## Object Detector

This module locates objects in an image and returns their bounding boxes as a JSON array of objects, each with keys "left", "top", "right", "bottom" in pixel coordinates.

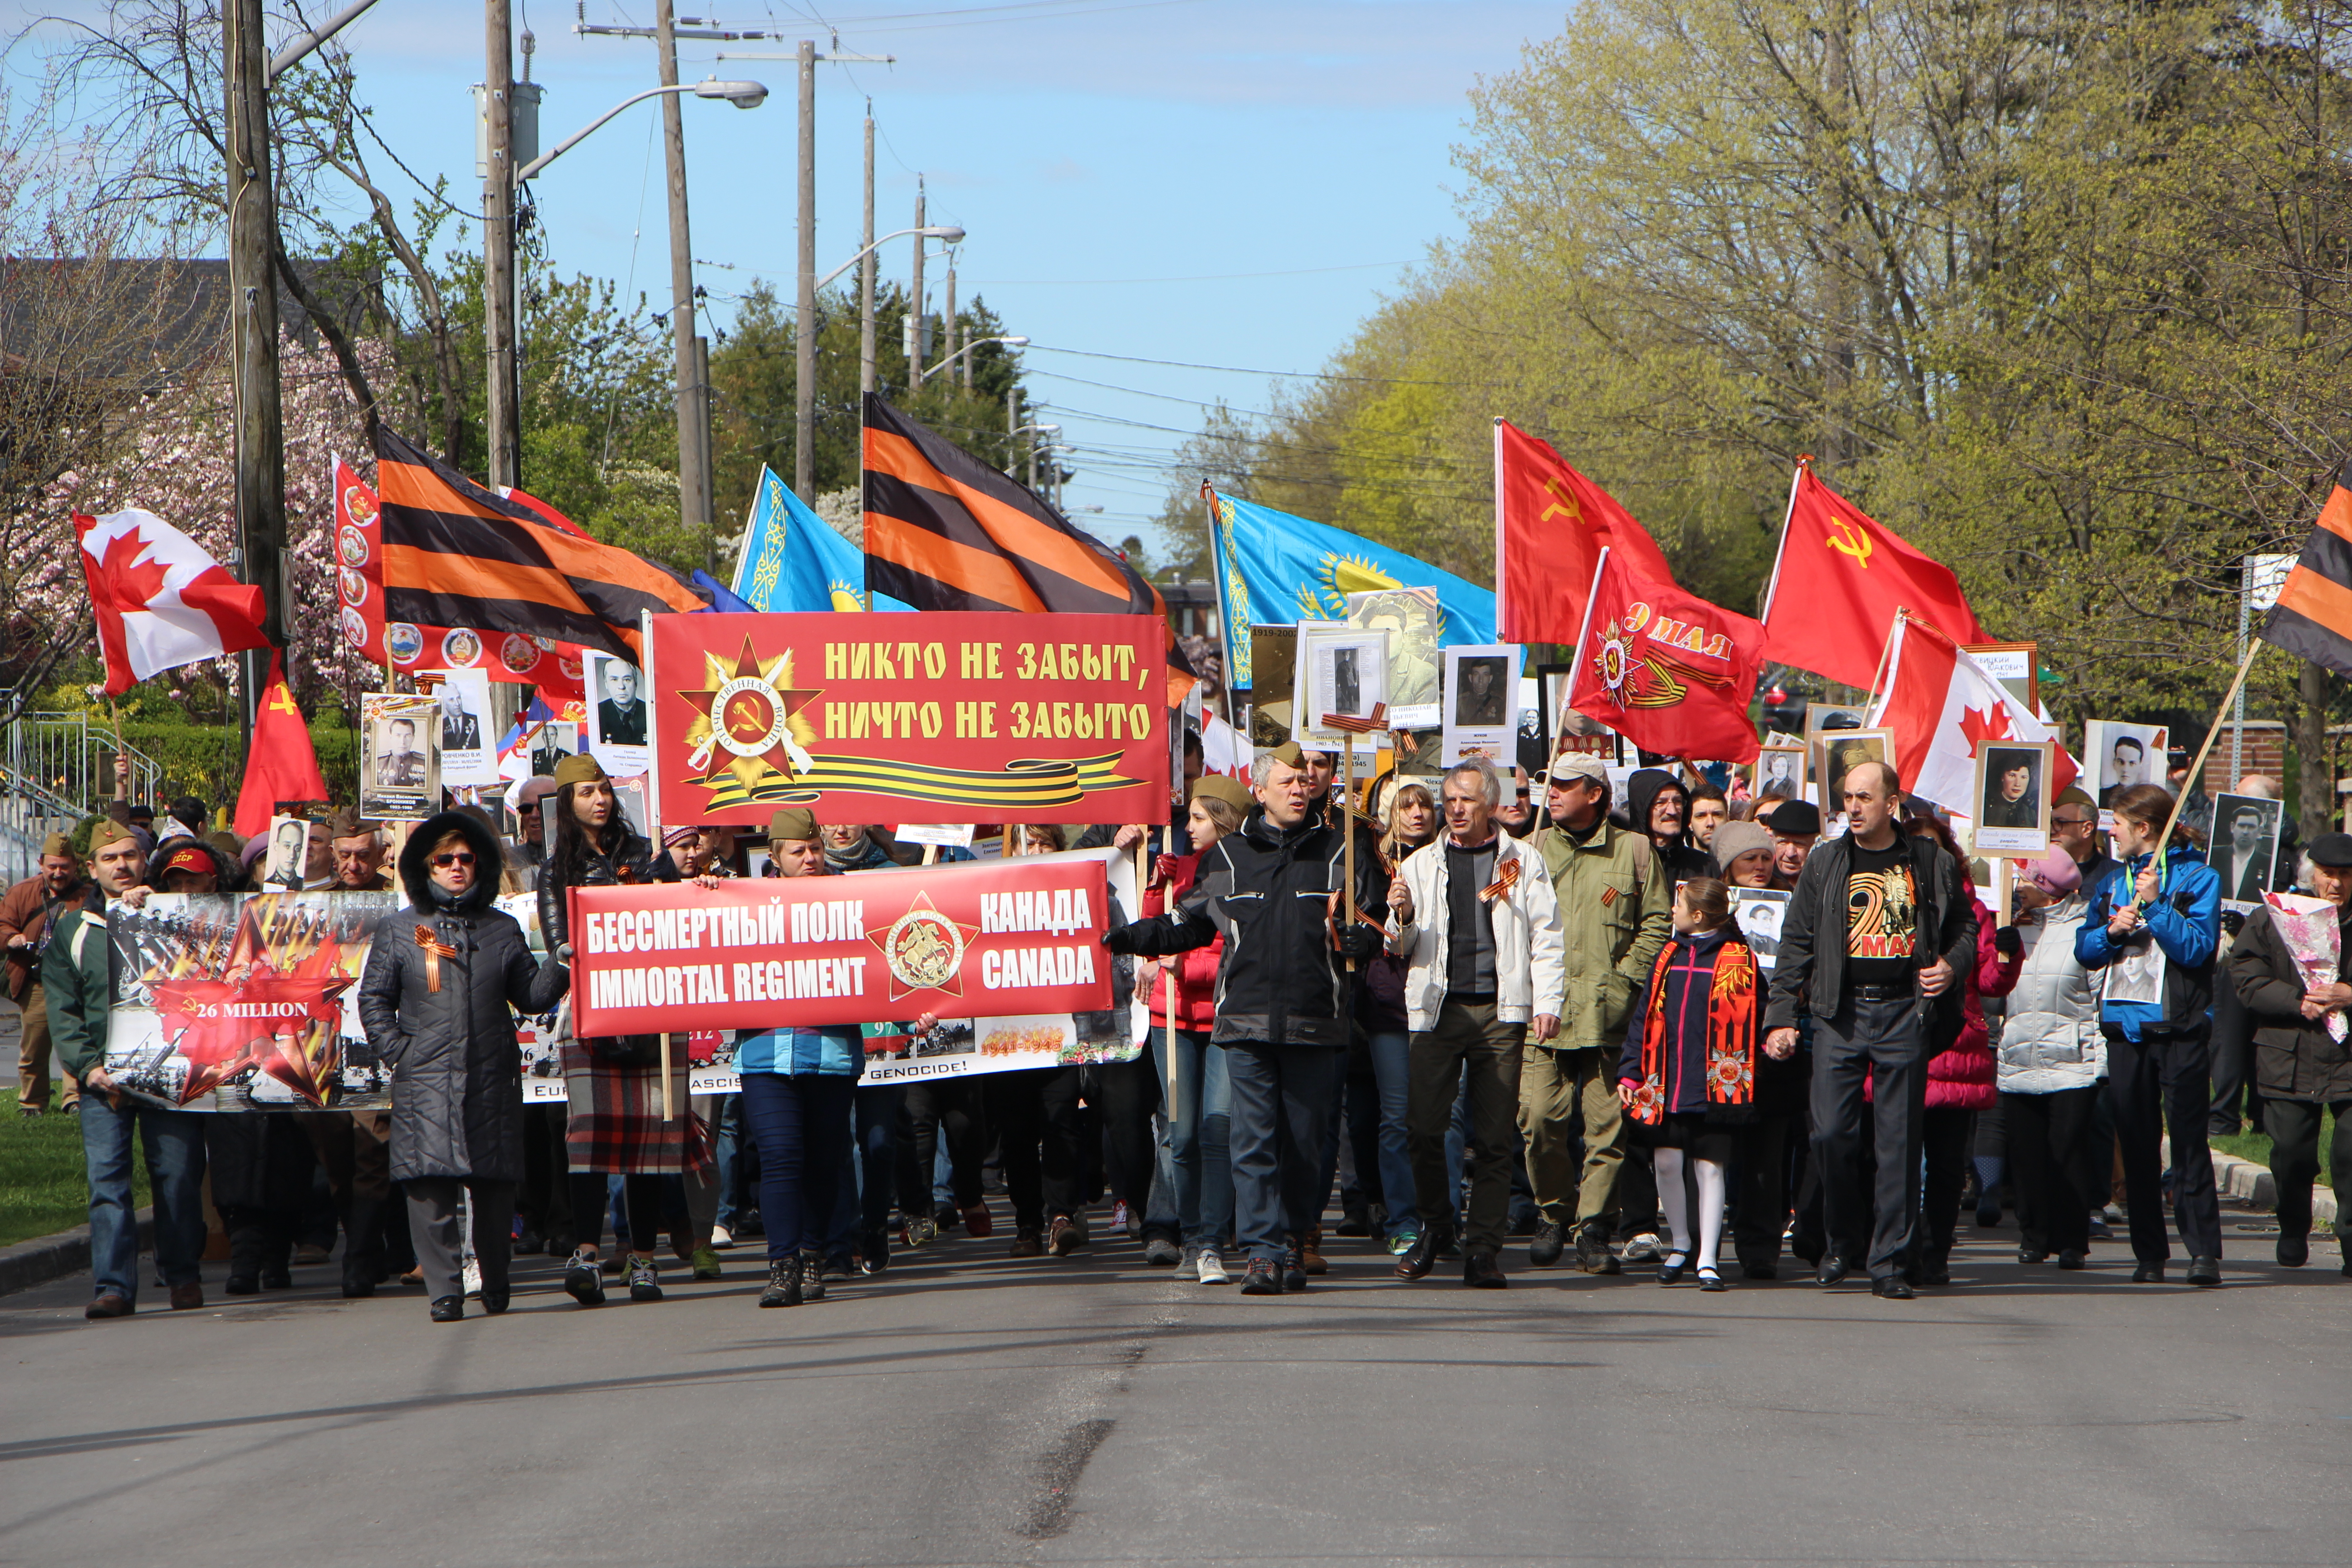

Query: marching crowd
[{"left": 25, "top": 730, "right": 2351, "bottom": 1323}]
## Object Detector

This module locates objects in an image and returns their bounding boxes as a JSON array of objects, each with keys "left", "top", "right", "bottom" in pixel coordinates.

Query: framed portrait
[
  {"left": 611, "top": 774, "right": 652, "bottom": 843},
  {"left": 2209, "top": 792, "right": 2286, "bottom": 911},
  {"left": 2085, "top": 720, "right": 2169, "bottom": 824},
  {"left": 1752, "top": 743, "right": 1807, "bottom": 804},
  {"left": 1974, "top": 740, "right": 2053, "bottom": 854},
  {"left": 1246, "top": 624, "right": 1297, "bottom": 750},
  {"left": 359, "top": 692, "right": 440, "bottom": 821},
  {"left": 1293, "top": 622, "right": 1390, "bottom": 746},
  {"left": 1814, "top": 727, "right": 1894, "bottom": 817},
  {"left": 1730, "top": 888, "right": 1793, "bottom": 972},
  {"left": 261, "top": 813, "right": 312, "bottom": 891},
  {"left": 1964, "top": 642, "right": 2038, "bottom": 715},
  {"left": 1804, "top": 704, "right": 1867, "bottom": 744},
  {"left": 1441, "top": 644, "right": 1521, "bottom": 766},
  {"left": 1344, "top": 587, "right": 1442, "bottom": 729},
  {"left": 424, "top": 666, "right": 498, "bottom": 788},
  {"left": 583, "top": 652, "right": 652, "bottom": 778}
]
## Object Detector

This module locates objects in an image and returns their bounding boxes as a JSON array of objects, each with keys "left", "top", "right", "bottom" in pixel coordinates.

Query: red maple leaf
[
  {"left": 1958, "top": 703, "right": 2016, "bottom": 753},
  {"left": 88, "top": 527, "right": 173, "bottom": 616}
]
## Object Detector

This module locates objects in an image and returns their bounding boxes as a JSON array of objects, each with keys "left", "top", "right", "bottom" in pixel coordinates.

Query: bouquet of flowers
[{"left": 2262, "top": 892, "right": 2345, "bottom": 1043}]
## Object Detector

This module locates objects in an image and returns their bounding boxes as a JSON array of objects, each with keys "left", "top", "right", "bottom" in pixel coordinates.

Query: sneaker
[
  {"left": 1142, "top": 1236, "right": 1182, "bottom": 1267},
  {"left": 1195, "top": 1249, "right": 1230, "bottom": 1285},
  {"left": 798, "top": 1250, "right": 828, "bottom": 1302},
  {"left": 902, "top": 1215, "right": 938, "bottom": 1249},
  {"left": 1111, "top": 1200, "right": 1133, "bottom": 1238},
  {"left": 759, "top": 1259, "right": 801, "bottom": 1308},
  {"left": 564, "top": 1249, "right": 606, "bottom": 1306},
  {"left": 1049, "top": 1215, "right": 1084, "bottom": 1257},
  {"left": 710, "top": 1224, "right": 737, "bottom": 1250},
  {"left": 627, "top": 1254, "right": 662, "bottom": 1303},
  {"left": 461, "top": 1259, "right": 483, "bottom": 1299},
  {"left": 2087, "top": 1211, "right": 2113, "bottom": 1240},
  {"left": 1575, "top": 1224, "right": 1622, "bottom": 1276},
  {"left": 1387, "top": 1230, "right": 1420, "bottom": 1257},
  {"left": 691, "top": 1245, "right": 723, "bottom": 1280},
  {"left": 1281, "top": 1240, "right": 1308, "bottom": 1293},
  {"left": 1239, "top": 1258, "right": 1281, "bottom": 1294},
  {"left": 1621, "top": 1232, "right": 1662, "bottom": 1263}
]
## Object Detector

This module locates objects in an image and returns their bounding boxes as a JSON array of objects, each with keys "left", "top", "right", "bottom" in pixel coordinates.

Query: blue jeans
[
  {"left": 1366, "top": 1030, "right": 1419, "bottom": 1240},
  {"left": 1148, "top": 1027, "right": 1232, "bottom": 1253},
  {"left": 1223, "top": 1041, "right": 1341, "bottom": 1262},
  {"left": 81, "top": 1094, "right": 207, "bottom": 1303},
  {"left": 712, "top": 1093, "right": 749, "bottom": 1232},
  {"left": 738, "top": 1072, "right": 855, "bottom": 1262}
]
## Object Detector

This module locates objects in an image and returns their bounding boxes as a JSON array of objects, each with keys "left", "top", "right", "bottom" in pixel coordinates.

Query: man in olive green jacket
[{"left": 1522, "top": 757, "right": 1671, "bottom": 1271}]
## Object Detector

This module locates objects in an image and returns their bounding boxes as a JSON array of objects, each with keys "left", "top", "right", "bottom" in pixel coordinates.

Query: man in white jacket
[{"left": 1387, "top": 758, "right": 1566, "bottom": 1287}]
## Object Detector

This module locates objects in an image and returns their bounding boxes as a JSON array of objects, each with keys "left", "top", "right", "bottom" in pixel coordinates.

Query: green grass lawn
[{"left": 0, "top": 1089, "right": 143, "bottom": 1248}]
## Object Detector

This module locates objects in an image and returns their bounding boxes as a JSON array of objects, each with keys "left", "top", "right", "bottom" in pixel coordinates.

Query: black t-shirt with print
[{"left": 1844, "top": 838, "right": 1919, "bottom": 990}]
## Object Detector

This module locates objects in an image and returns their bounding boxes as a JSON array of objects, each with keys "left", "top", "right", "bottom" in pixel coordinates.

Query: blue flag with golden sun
[
  {"left": 731, "top": 465, "right": 877, "bottom": 613},
  {"left": 1208, "top": 488, "right": 1495, "bottom": 688}
]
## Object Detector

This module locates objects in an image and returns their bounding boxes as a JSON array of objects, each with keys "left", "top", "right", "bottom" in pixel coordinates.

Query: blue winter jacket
[{"left": 2074, "top": 845, "right": 2220, "bottom": 1042}]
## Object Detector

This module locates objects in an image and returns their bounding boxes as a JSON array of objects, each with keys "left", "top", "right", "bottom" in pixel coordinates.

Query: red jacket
[{"left": 1142, "top": 853, "right": 1221, "bottom": 1033}]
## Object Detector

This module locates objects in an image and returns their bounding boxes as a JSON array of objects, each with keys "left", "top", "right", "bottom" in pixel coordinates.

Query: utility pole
[
  {"left": 909, "top": 180, "right": 926, "bottom": 392},
  {"left": 225, "top": 0, "right": 284, "bottom": 736},
  {"left": 696, "top": 335, "right": 716, "bottom": 573},
  {"left": 943, "top": 260, "right": 957, "bottom": 389},
  {"left": 483, "top": 0, "right": 519, "bottom": 488},
  {"left": 794, "top": 37, "right": 817, "bottom": 500},
  {"left": 859, "top": 106, "right": 877, "bottom": 397},
  {"left": 654, "top": 0, "right": 707, "bottom": 545}
]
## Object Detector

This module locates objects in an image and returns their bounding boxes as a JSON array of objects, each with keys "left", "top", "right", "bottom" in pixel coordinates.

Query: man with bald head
[{"left": 1762, "top": 760, "right": 1977, "bottom": 1300}]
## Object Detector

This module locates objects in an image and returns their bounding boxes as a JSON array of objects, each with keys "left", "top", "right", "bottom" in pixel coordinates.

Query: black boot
[
  {"left": 341, "top": 1195, "right": 383, "bottom": 1298},
  {"left": 225, "top": 1216, "right": 265, "bottom": 1296}
]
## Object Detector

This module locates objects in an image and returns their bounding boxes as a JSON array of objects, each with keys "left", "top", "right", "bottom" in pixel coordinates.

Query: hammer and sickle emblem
[
  {"left": 265, "top": 684, "right": 301, "bottom": 717},
  {"left": 1826, "top": 515, "right": 1872, "bottom": 567},
  {"left": 1539, "top": 475, "right": 1584, "bottom": 526}
]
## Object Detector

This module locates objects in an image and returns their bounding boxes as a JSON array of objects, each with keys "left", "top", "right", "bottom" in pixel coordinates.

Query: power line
[
  {"left": 1025, "top": 342, "right": 1488, "bottom": 387},
  {"left": 970, "top": 260, "right": 1411, "bottom": 286}
]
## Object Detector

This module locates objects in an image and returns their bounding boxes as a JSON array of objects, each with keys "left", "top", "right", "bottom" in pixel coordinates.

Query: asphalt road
[{"left": 3, "top": 1198, "right": 2346, "bottom": 1568}]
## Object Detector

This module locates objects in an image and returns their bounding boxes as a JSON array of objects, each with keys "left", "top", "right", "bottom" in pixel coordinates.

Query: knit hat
[
  {"left": 767, "top": 807, "right": 819, "bottom": 844},
  {"left": 662, "top": 824, "right": 703, "bottom": 849},
  {"left": 1189, "top": 775, "right": 1251, "bottom": 816},
  {"left": 2025, "top": 847, "right": 2083, "bottom": 895},
  {"left": 552, "top": 753, "right": 607, "bottom": 790},
  {"left": 1711, "top": 820, "right": 1775, "bottom": 871}
]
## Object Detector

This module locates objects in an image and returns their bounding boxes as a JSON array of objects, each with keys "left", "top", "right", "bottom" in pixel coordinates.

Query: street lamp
[
  {"left": 519, "top": 78, "right": 769, "bottom": 180},
  {"left": 924, "top": 334, "right": 1026, "bottom": 382},
  {"left": 1013, "top": 424, "right": 1060, "bottom": 490},
  {"left": 818, "top": 225, "right": 966, "bottom": 292}
]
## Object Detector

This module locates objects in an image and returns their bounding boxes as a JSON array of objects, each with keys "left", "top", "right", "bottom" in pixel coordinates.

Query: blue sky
[{"left": 21, "top": 0, "right": 1548, "bottom": 557}]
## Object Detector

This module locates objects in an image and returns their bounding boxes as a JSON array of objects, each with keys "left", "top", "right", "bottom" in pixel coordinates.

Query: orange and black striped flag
[
  {"left": 863, "top": 393, "right": 1166, "bottom": 619},
  {"left": 2260, "top": 485, "right": 2352, "bottom": 676},
  {"left": 373, "top": 427, "right": 703, "bottom": 659}
]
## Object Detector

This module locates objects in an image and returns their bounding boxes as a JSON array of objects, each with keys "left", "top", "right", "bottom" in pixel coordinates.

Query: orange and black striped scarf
[{"left": 1625, "top": 931, "right": 1759, "bottom": 1127}]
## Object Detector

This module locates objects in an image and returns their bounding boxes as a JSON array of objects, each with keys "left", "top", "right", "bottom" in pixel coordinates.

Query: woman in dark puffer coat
[{"left": 359, "top": 809, "right": 568, "bottom": 1322}]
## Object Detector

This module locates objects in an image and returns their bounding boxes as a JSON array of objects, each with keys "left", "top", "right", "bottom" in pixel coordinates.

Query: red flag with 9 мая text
[{"left": 1566, "top": 548, "right": 1765, "bottom": 764}]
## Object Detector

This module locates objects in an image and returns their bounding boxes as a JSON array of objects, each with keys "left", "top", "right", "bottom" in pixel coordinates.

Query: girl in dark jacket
[
  {"left": 358, "top": 810, "right": 567, "bottom": 1321},
  {"left": 535, "top": 754, "right": 688, "bottom": 1307},
  {"left": 1617, "top": 877, "right": 1763, "bottom": 1291}
]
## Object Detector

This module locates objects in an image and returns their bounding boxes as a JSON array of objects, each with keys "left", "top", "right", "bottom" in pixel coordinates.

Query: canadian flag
[
  {"left": 74, "top": 509, "right": 270, "bottom": 696},
  {"left": 1868, "top": 613, "right": 2078, "bottom": 810}
]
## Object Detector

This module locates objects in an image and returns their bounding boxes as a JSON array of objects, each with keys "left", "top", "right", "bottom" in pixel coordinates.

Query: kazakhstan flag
[
  {"left": 1209, "top": 489, "right": 1495, "bottom": 688},
  {"left": 730, "top": 465, "right": 872, "bottom": 612}
]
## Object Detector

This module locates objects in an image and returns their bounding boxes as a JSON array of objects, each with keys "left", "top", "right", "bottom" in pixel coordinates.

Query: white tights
[{"left": 1654, "top": 1146, "right": 1729, "bottom": 1274}]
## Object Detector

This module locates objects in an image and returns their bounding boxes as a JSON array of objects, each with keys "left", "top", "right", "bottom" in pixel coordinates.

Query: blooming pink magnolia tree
[{"left": 43, "top": 332, "right": 382, "bottom": 719}]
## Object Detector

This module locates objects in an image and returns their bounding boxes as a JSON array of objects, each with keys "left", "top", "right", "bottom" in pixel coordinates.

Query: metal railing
[{"left": 0, "top": 714, "right": 167, "bottom": 882}]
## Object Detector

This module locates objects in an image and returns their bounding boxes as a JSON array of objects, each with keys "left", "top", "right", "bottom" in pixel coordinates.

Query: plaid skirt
[{"left": 562, "top": 1041, "right": 711, "bottom": 1176}]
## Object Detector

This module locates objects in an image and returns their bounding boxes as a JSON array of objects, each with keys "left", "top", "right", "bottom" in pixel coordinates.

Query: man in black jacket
[
  {"left": 1104, "top": 742, "right": 1386, "bottom": 1295},
  {"left": 1763, "top": 762, "right": 1976, "bottom": 1299}
]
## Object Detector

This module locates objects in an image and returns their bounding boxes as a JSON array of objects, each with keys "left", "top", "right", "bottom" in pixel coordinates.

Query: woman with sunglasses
[
  {"left": 359, "top": 810, "right": 568, "bottom": 1322},
  {"left": 537, "top": 754, "right": 689, "bottom": 1306}
]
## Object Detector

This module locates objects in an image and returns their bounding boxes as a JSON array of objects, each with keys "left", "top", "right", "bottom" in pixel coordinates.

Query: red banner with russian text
[
  {"left": 645, "top": 611, "right": 1168, "bottom": 826},
  {"left": 567, "top": 855, "right": 1112, "bottom": 1035}
]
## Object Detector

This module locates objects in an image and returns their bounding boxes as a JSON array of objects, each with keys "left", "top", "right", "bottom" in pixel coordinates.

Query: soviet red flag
[
  {"left": 1566, "top": 548, "right": 1766, "bottom": 763},
  {"left": 1493, "top": 419, "right": 1677, "bottom": 644},
  {"left": 1760, "top": 461, "right": 1988, "bottom": 687}
]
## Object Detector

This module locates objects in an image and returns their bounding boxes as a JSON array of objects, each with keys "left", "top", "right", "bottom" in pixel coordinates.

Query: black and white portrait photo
[{"left": 2209, "top": 792, "right": 2284, "bottom": 909}]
